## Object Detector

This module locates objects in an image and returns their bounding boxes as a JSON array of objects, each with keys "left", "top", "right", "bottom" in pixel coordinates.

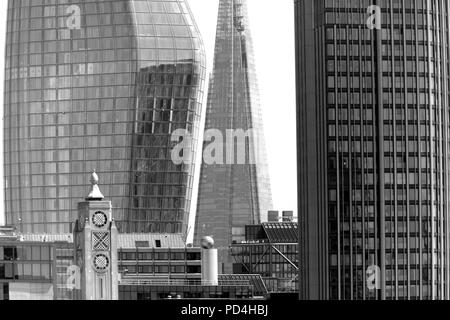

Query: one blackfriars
[{"left": 3, "top": 0, "right": 206, "bottom": 235}]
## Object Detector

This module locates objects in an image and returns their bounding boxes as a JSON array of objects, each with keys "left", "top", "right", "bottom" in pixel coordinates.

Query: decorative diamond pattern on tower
[{"left": 92, "top": 232, "right": 111, "bottom": 251}]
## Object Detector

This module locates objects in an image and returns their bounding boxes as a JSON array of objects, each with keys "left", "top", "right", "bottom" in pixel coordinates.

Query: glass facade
[
  {"left": 296, "top": 0, "right": 450, "bottom": 300},
  {"left": 0, "top": 243, "right": 54, "bottom": 300},
  {"left": 0, "top": 241, "right": 81, "bottom": 301},
  {"left": 0, "top": 244, "right": 53, "bottom": 282},
  {"left": 194, "top": 0, "right": 273, "bottom": 273},
  {"left": 4, "top": 0, "right": 206, "bottom": 235}
]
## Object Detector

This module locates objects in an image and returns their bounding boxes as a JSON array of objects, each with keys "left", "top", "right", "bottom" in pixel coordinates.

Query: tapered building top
[{"left": 194, "top": 0, "right": 273, "bottom": 273}]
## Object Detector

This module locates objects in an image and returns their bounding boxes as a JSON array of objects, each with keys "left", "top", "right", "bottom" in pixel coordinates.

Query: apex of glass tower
[
  {"left": 194, "top": 0, "right": 273, "bottom": 273},
  {"left": 87, "top": 171, "right": 104, "bottom": 201}
]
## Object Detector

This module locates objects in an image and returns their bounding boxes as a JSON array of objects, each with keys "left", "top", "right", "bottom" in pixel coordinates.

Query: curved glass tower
[
  {"left": 3, "top": 0, "right": 206, "bottom": 235},
  {"left": 297, "top": 0, "right": 450, "bottom": 300}
]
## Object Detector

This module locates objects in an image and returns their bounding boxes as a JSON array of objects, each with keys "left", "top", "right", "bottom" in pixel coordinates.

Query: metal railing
[{"left": 120, "top": 278, "right": 253, "bottom": 287}]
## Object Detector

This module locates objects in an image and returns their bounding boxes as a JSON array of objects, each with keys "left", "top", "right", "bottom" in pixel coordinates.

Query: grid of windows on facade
[
  {"left": 231, "top": 244, "right": 298, "bottom": 293},
  {"left": 0, "top": 245, "right": 53, "bottom": 282},
  {"left": 55, "top": 245, "right": 81, "bottom": 300},
  {"left": 4, "top": 0, "right": 206, "bottom": 235},
  {"left": 118, "top": 249, "right": 201, "bottom": 275},
  {"left": 324, "top": 0, "right": 450, "bottom": 300},
  {"left": 119, "top": 284, "right": 254, "bottom": 300}
]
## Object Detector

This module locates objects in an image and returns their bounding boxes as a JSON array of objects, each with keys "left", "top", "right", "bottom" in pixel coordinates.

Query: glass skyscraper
[
  {"left": 3, "top": 0, "right": 206, "bottom": 235},
  {"left": 194, "top": 0, "right": 273, "bottom": 273},
  {"left": 296, "top": 0, "right": 450, "bottom": 300}
]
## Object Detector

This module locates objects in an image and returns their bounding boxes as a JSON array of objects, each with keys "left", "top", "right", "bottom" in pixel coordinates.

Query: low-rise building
[
  {"left": 1, "top": 231, "right": 265, "bottom": 300},
  {"left": 0, "top": 228, "right": 77, "bottom": 300}
]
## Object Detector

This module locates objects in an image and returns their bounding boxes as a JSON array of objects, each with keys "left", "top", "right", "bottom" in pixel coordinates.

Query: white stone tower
[{"left": 73, "top": 172, "right": 119, "bottom": 300}]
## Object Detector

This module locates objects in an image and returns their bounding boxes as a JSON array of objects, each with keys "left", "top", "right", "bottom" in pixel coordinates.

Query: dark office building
[
  {"left": 296, "top": 0, "right": 450, "bottom": 300},
  {"left": 194, "top": 0, "right": 273, "bottom": 274},
  {"left": 231, "top": 222, "right": 298, "bottom": 294},
  {"left": 3, "top": 0, "right": 206, "bottom": 235}
]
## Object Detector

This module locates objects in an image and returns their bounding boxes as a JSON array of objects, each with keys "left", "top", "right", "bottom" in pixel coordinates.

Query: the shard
[{"left": 194, "top": 0, "right": 273, "bottom": 273}]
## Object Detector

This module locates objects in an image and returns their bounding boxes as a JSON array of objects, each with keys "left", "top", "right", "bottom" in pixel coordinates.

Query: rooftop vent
[{"left": 135, "top": 241, "right": 150, "bottom": 248}]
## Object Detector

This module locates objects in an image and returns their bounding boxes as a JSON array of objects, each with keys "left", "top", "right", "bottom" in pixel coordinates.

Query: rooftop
[
  {"left": 119, "top": 274, "right": 268, "bottom": 297},
  {"left": 219, "top": 274, "right": 268, "bottom": 297},
  {"left": 5, "top": 233, "right": 187, "bottom": 249},
  {"left": 118, "top": 234, "right": 186, "bottom": 249},
  {"left": 262, "top": 222, "right": 298, "bottom": 243},
  {"left": 0, "top": 226, "right": 18, "bottom": 241}
]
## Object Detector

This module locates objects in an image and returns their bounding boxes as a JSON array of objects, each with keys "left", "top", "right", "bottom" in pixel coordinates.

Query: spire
[{"left": 87, "top": 171, "right": 104, "bottom": 201}]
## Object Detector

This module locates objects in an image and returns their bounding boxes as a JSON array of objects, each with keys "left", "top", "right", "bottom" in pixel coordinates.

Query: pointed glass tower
[{"left": 194, "top": 0, "right": 273, "bottom": 273}]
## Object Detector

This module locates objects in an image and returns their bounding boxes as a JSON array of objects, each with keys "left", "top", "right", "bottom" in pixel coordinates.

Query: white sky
[{"left": 0, "top": 0, "right": 297, "bottom": 228}]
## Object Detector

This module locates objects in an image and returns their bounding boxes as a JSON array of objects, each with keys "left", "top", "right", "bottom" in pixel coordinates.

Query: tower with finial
[
  {"left": 73, "top": 172, "right": 118, "bottom": 300},
  {"left": 87, "top": 170, "right": 105, "bottom": 201}
]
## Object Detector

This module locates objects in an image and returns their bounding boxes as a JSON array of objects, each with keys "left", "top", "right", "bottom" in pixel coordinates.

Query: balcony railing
[{"left": 120, "top": 278, "right": 253, "bottom": 288}]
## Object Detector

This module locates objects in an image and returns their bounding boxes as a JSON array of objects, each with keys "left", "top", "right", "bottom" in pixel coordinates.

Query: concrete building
[{"left": 118, "top": 235, "right": 267, "bottom": 300}]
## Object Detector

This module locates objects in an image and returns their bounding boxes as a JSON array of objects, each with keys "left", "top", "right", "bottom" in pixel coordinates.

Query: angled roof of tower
[{"left": 194, "top": 0, "right": 273, "bottom": 273}]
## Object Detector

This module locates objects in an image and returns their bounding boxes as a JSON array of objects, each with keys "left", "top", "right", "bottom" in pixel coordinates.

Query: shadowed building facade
[
  {"left": 3, "top": 0, "right": 206, "bottom": 235},
  {"left": 194, "top": 0, "right": 273, "bottom": 273},
  {"left": 296, "top": 0, "right": 450, "bottom": 300}
]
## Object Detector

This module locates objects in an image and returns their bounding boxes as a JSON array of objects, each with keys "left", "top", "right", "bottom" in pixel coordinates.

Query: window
[
  {"left": 154, "top": 252, "right": 169, "bottom": 261},
  {"left": 122, "top": 252, "right": 136, "bottom": 261},
  {"left": 155, "top": 266, "right": 169, "bottom": 274},
  {"left": 170, "top": 266, "right": 185, "bottom": 273},
  {"left": 138, "top": 252, "right": 153, "bottom": 261},
  {"left": 135, "top": 241, "right": 150, "bottom": 248},
  {"left": 187, "top": 266, "right": 201, "bottom": 274},
  {"left": 0, "top": 264, "right": 14, "bottom": 280},
  {"left": 170, "top": 252, "right": 185, "bottom": 261},
  {"left": 138, "top": 265, "right": 153, "bottom": 274},
  {"left": 186, "top": 252, "right": 201, "bottom": 261}
]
